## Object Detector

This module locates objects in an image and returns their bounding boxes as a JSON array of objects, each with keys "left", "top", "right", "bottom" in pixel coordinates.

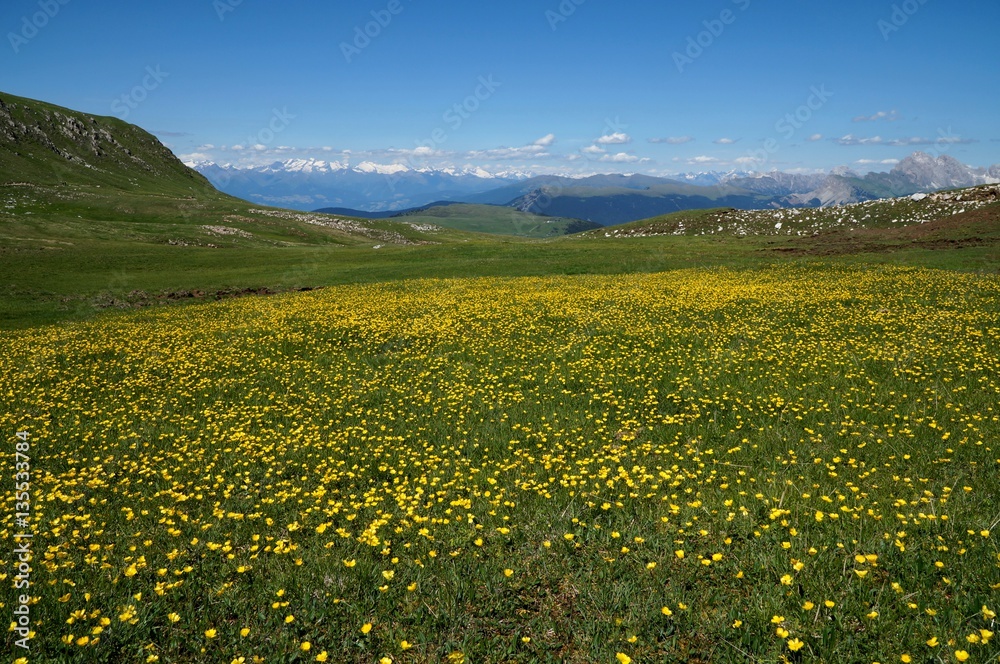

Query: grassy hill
[
  {"left": 391, "top": 203, "right": 600, "bottom": 237},
  {"left": 0, "top": 91, "right": 211, "bottom": 193},
  {"left": 1, "top": 92, "right": 540, "bottom": 325},
  {"left": 0, "top": 91, "right": 480, "bottom": 250},
  {"left": 507, "top": 181, "right": 775, "bottom": 225},
  {"left": 2, "top": 91, "right": 999, "bottom": 330},
  {"left": 586, "top": 184, "right": 1000, "bottom": 240}
]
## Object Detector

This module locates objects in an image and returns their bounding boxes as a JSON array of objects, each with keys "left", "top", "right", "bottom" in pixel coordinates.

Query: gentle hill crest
[
  {"left": 315, "top": 202, "right": 599, "bottom": 238},
  {"left": 0, "top": 92, "right": 211, "bottom": 193},
  {"left": 0, "top": 91, "right": 478, "bottom": 251},
  {"left": 584, "top": 184, "right": 1000, "bottom": 242}
]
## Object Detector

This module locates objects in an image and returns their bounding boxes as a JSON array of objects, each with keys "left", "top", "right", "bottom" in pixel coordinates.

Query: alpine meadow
[{"left": 2, "top": 2, "right": 1000, "bottom": 663}]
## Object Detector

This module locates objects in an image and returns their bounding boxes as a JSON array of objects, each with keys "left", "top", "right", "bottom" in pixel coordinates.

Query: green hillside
[
  {"left": 0, "top": 91, "right": 479, "bottom": 250},
  {"left": 394, "top": 203, "right": 600, "bottom": 237},
  {"left": 0, "top": 91, "right": 211, "bottom": 193},
  {"left": 1, "top": 91, "right": 999, "bottom": 331},
  {"left": 585, "top": 185, "right": 1000, "bottom": 240}
]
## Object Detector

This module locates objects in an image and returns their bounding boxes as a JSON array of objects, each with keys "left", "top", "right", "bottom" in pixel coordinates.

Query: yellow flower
[
  {"left": 300, "top": 641, "right": 311, "bottom": 651},
  {"left": 380, "top": 658, "right": 393, "bottom": 664},
  {"left": 315, "top": 652, "right": 328, "bottom": 662},
  {"left": 787, "top": 638, "right": 804, "bottom": 652},
  {"left": 616, "top": 654, "right": 632, "bottom": 664},
  {"left": 284, "top": 615, "right": 294, "bottom": 624},
  {"left": 205, "top": 628, "right": 217, "bottom": 638},
  {"left": 407, "top": 582, "right": 418, "bottom": 592},
  {"left": 661, "top": 606, "right": 673, "bottom": 616},
  {"left": 521, "top": 636, "right": 531, "bottom": 643},
  {"left": 732, "top": 620, "right": 743, "bottom": 628},
  {"left": 646, "top": 562, "right": 656, "bottom": 570},
  {"left": 771, "top": 615, "right": 785, "bottom": 624},
  {"left": 401, "top": 640, "right": 412, "bottom": 650},
  {"left": 674, "top": 550, "right": 685, "bottom": 559},
  {"left": 76, "top": 635, "right": 90, "bottom": 646},
  {"left": 803, "top": 601, "right": 815, "bottom": 610},
  {"left": 240, "top": 627, "right": 250, "bottom": 637},
  {"left": 168, "top": 613, "right": 181, "bottom": 623},
  {"left": 504, "top": 569, "right": 514, "bottom": 577},
  {"left": 954, "top": 651, "right": 969, "bottom": 662},
  {"left": 343, "top": 559, "right": 356, "bottom": 568},
  {"left": 983, "top": 606, "right": 996, "bottom": 620},
  {"left": 926, "top": 637, "right": 939, "bottom": 647},
  {"left": 361, "top": 623, "right": 373, "bottom": 634},
  {"left": 901, "top": 655, "right": 912, "bottom": 663}
]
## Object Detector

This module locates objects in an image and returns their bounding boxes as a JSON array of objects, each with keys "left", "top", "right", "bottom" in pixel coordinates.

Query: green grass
[
  {"left": 391, "top": 203, "right": 600, "bottom": 238},
  {"left": 2, "top": 265, "right": 998, "bottom": 663},
  {"left": 4, "top": 220, "right": 999, "bottom": 329}
]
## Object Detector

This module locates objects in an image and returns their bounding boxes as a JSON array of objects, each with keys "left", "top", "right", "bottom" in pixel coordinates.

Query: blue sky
[{"left": 2, "top": 0, "right": 998, "bottom": 175}]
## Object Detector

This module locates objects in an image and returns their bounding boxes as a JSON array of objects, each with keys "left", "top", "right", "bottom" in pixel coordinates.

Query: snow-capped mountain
[
  {"left": 672, "top": 170, "right": 752, "bottom": 187},
  {"left": 890, "top": 152, "right": 998, "bottom": 190},
  {"left": 189, "top": 152, "right": 999, "bottom": 213},
  {"left": 188, "top": 158, "right": 531, "bottom": 211},
  {"left": 787, "top": 153, "right": 1000, "bottom": 206}
]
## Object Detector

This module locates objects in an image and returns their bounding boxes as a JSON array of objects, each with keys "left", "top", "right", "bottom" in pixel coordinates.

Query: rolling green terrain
[
  {"left": 390, "top": 203, "right": 601, "bottom": 238},
  {"left": 2, "top": 92, "right": 1000, "bottom": 664},
  {"left": 3, "top": 91, "right": 999, "bottom": 330}
]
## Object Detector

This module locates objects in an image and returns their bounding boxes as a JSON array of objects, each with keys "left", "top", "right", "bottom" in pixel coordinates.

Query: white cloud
[
  {"left": 648, "top": 136, "right": 695, "bottom": 145},
  {"left": 856, "top": 158, "right": 901, "bottom": 165},
  {"left": 807, "top": 134, "right": 823, "bottom": 142},
  {"left": 466, "top": 140, "right": 553, "bottom": 160},
  {"left": 196, "top": 144, "right": 215, "bottom": 151},
  {"left": 581, "top": 144, "right": 605, "bottom": 155},
  {"left": 836, "top": 134, "right": 977, "bottom": 147},
  {"left": 713, "top": 138, "right": 738, "bottom": 145},
  {"left": 600, "top": 152, "right": 640, "bottom": 163},
  {"left": 689, "top": 155, "right": 721, "bottom": 164},
  {"left": 852, "top": 110, "right": 901, "bottom": 123},
  {"left": 596, "top": 132, "right": 631, "bottom": 145}
]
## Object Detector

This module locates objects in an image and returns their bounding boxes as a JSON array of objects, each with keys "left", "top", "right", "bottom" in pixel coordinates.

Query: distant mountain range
[
  {"left": 189, "top": 159, "right": 529, "bottom": 212},
  {"left": 468, "top": 154, "right": 1000, "bottom": 225},
  {"left": 192, "top": 153, "right": 999, "bottom": 225}
]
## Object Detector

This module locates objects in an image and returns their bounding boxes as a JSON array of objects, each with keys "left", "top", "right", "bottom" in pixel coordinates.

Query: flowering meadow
[{"left": 2, "top": 264, "right": 999, "bottom": 663}]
